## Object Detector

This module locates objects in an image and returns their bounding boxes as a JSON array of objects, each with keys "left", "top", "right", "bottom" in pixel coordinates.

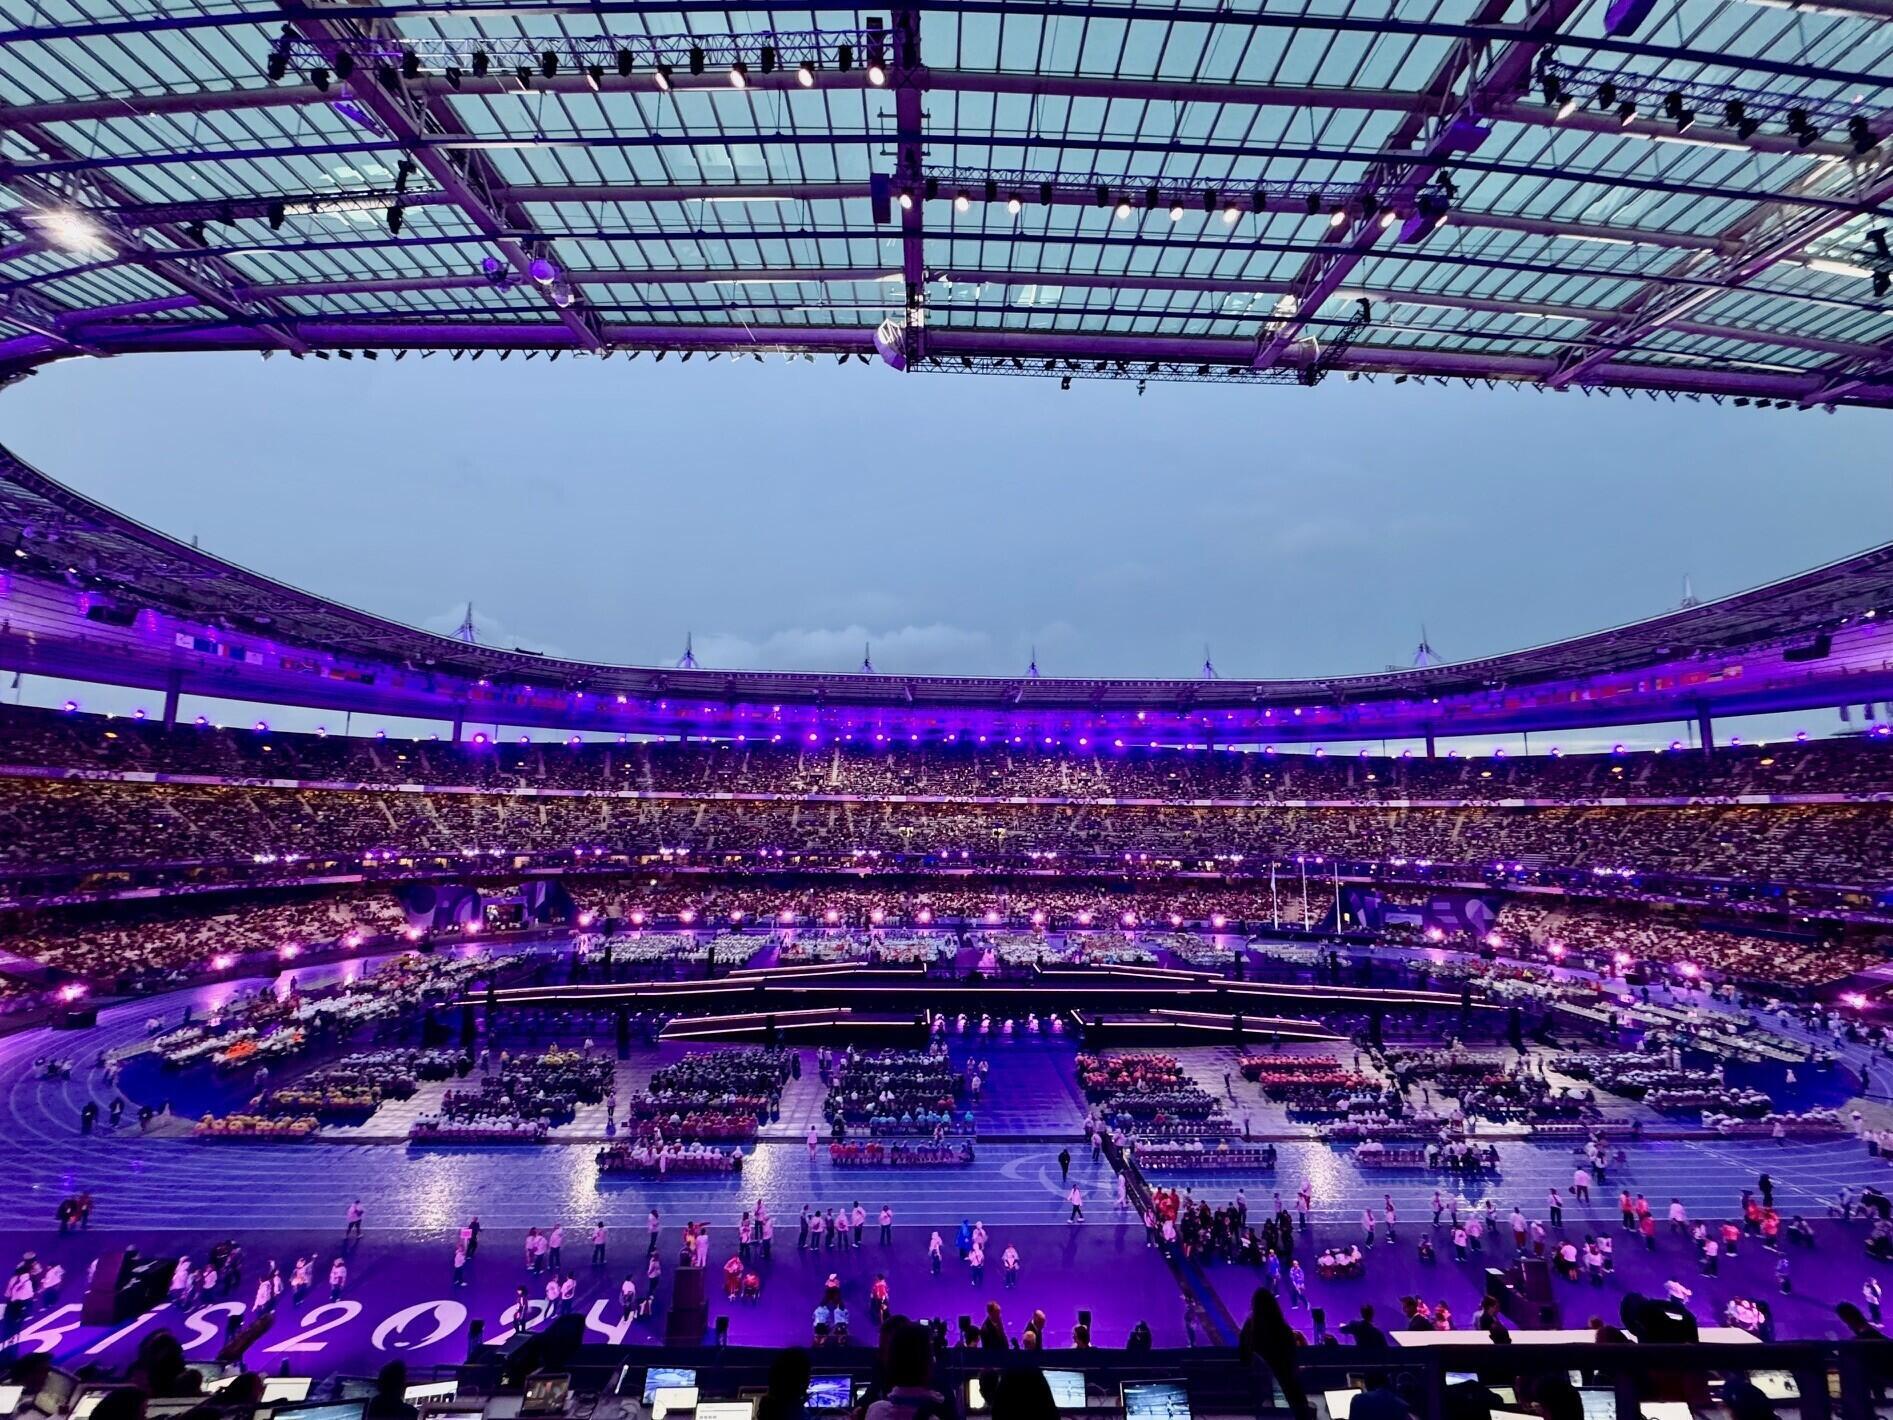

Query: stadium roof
[
  {"left": 5, "top": 441, "right": 1893, "bottom": 740},
  {"left": 2, "top": 0, "right": 1893, "bottom": 405}
]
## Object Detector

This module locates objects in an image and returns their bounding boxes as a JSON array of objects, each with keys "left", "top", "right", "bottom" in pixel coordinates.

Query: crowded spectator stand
[
  {"left": 1133, "top": 1139, "right": 1277, "bottom": 1171},
  {"left": 1355, "top": 1138, "right": 1501, "bottom": 1173},
  {"left": 821, "top": 1045, "right": 967, "bottom": 1133},
  {"left": 828, "top": 1139, "right": 975, "bottom": 1166},
  {"left": 193, "top": 1112, "right": 319, "bottom": 1140},
  {"left": 595, "top": 1140, "right": 745, "bottom": 1174},
  {"left": 433, "top": 1046, "right": 612, "bottom": 1132},
  {"left": 638, "top": 1047, "right": 792, "bottom": 1125}
]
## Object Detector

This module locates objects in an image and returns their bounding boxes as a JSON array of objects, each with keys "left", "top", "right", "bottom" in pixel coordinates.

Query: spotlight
[
  {"left": 1202, "top": 189, "right": 1217, "bottom": 213},
  {"left": 957, "top": 189, "right": 972, "bottom": 212},
  {"left": 1038, "top": 180, "right": 1053, "bottom": 205},
  {"left": 1874, "top": 269, "right": 1891, "bottom": 299},
  {"left": 470, "top": 50, "right": 488, "bottom": 78},
  {"left": 1304, "top": 192, "right": 1320, "bottom": 215},
  {"left": 310, "top": 65, "right": 330, "bottom": 91},
  {"left": 689, "top": 45, "right": 705, "bottom": 75},
  {"left": 1851, "top": 116, "right": 1878, "bottom": 153},
  {"left": 528, "top": 256, "right": 559, "bottom": 285},
  {"left": 924, "top": 175, "right": 939, "bottom": 200},
  {"left": 1115, "top": 198, "right": 1132, "bottom": 219},
  {"left": 1725, "top": 99, "right": 1758, "bottom": 138},
  {"left": 401, "top": 48, "right": 420, "bottom": 80},
  {"left": 796, "top": 60, "right": 815, "bottom": 86},
  {"left": 515, "top": 64, "right": 533, "bottom": 86},
  {"left": 540, "top": 50, "right": 558, "bottom": 78},
  {"left": 1328, "top": 206, "right": 1348, "bottom": 228},
  {"left": 1556, "top": 93, "right": 1577, "bottom": 120},
  {"left": 395, "top": 157, "right": 415, "bottom": 194},
  {"left": 585, "top": 63, "right": 603, "bottom": 91},
  {"left": 1143, "top": 185, "right": 1159, "bottom": 210},
  {"left": 1006, "top": 193, "right": 1022, "bottom": 214},
  {"left": 1540, "top": 73, "right": 1563, "bottom": 106},
  {"left": 1378, "top": 207, "right": 1396, "bottom": 228},
  {"left": 1095, "top": 183, "right": 1110, "bottom": 207},
  {"left": 333, "top": 50, "right": 355, "bottom": 82},
  {"left": 618, "top": 47, "right": 634, "bottom": 77},
  {"left": 985, "top": 178, "right": 998, "bottom": 201},
  {"left": 654, "top": 62, "right": 673, "bottom": 90},
  {"left": 1169, "top": 202, "right": 1184, "bottom": 221},
  {"left": 444, "top": 64, "right": 462, "bottom": 88},
  {"left": 1664, "top": 91, "right": 1694, "bottom": 131},
  {"left": 1788, "top": 108, "right": 1816, "bottom": 145},
  {"left": 898, "top": 187, "right": 913, "bottom": 210},
  {"left": 729, "top": 60, "right": 747, "bottom": 87},
  {"left": 266, "top": 201, "right": 285, "bottom": 230},
  {"left": 266, "top": 48, "right": 288, "bottom": 81},
  {"left": 837, "top": 42, "right": 853, "bottom": 72},
  {"left": 1870, "top": 228, "right": 1890, "bottom": 259},
  {"left": 867, "top": 59, "right": 887, "bottom": 85},
  {"left": 759, "top": 44, "right": 776, "bottom": 74},
  {"left": 1617, "top": 100, "right": 1636, "bottom": 125},
  {"left": 386, "top": 203, "right": 404, "bottom": 233},
  {"left": 1597, "top": 80, "right": 1616, "bottom": 109},
  {"left": 1222, "top": 202, "right": 1239, "bottom": 223},
  {"left": 31, "top": 206, "right": 111, "bottom": 255}
]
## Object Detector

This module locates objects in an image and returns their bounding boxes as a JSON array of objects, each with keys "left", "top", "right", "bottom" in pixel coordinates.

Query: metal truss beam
[
  {"left": 278, "top": 5, "right": 605, "bottom": 351},
  {"left": 8, "top": 133, "right": 1879, "bottom": 225},
  {"left": 191, "top": 262, "right": 1880, "bottom": 363},
  {"left": 0, "top": 73, "right": 1860, "bottom": 163},
  {"left": 1251, "top": 0, "right": 1588, "bottom": 373},
  {"left": 4, "top": 2, "right": 1887, "bottom": 92},
  {"left": 0, "top": 318, "right": 1881, "bottom": 406},
  {"left": 1550, "top": 157, "right": 1893, "bottom": 389},
  {"left": 11, "top": 223, "right": 1882, "bottom": 336},
  {"left": 3, "top": 174, "right": 1725, "bottom": 264},
  {"left": 0, "top": 121, "right": 308, "bottom": 356}
]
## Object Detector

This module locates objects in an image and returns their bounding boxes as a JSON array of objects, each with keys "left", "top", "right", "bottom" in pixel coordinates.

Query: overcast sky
[{"left": 2, "top": 353, "right": 1889, "bottom": 738}]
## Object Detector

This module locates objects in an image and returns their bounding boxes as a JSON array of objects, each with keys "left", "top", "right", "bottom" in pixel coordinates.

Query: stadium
[{"left": 4, "top": 0, "right": 1893, "bottom": 1415}]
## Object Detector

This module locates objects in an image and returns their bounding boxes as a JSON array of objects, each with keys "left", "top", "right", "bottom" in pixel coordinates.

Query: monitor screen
[
  {"left": 1579, "top": 1392, "right": 1617, "bottom": 1420},
  {"left": 1121, "top": 1381, "right": 1190, "bottom": 1420},
  {"left": 806, "top": 1376, "right": 853, "bottom": 1411},
  {"left": 402, "top": 1384, "right": 459, "bottom": 1405},
  {"left": 644, "top": 1370, "right": 699, "bottom": 1406},
  {"left": 263, "top": 1380, "right": 314, "bottom": 1404},
  {"left": 522, "top": 1376, "right": 570, "bottom": 1416},
  {"left": 696, "top": 1405, "right": 756, "bottom": 1420},
  {"left": 1042, "top": 1372, "right": 1087, "bottom": 1410},
  {"left": 0, "top": 1387, "right": 25, "bottom": 1417},
  {"left": 278, "top": 1403, "right": 366, "bottom": 1420},
  {"left": 70, "top": 1394, "right": 105, "bottom": 1420},
  {"left": 650, "top": 1388, "right": 699, "bottom": 1418}
]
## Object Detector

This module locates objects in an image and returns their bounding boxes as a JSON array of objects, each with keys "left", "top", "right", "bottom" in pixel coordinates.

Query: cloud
[
  {"left": 420, "top": 605, "right": 566, "bottom": 659},
  {"left": 691, "top": 623, "right": 992, "bottom": 674}
]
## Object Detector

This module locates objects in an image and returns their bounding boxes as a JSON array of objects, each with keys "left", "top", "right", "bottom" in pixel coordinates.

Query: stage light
[
  {"left": 585, "top": 63, "right": 603, "bottom": 91},
  {"left": 1328, "top": 207, "right": 1348, "bottom": 228},
  {"left": 470, "top": 50, "right": 488, "bottom": 78},
  {"left": 1617, "top": 100, "right": 1637, "bottom": 125},
  {"left": 789, "top": 58, "right": 814, "bottom": 86},
  {"left": 898, "top": 187, "right": 913, "bottom": 210},
  {"left": 33, "top": 206, "right": 111, "bottom": 255},
  {"left": 1115, "top": 198, "right": 1132, "bottom": 219},
  {"left": 1870, "top": 229, "right": 1890, "bottom": 259},
  {"left": 957, "top": 190, "right": 973, "bottom": 213},
  {"left": 541, "top": 50, "right": 558, "bottom": 78},
  {"left": 1597, "top": 80, "right": 1617, "bottom": 109},
  {"left": 689, "top": 45, "right": 705, "bottom": 75},
  {"left": 867, "top": 59, "right": 887, "bottom": 85},
  {"left": 1304, "top": 192, "right": 1320, "bottom": 215},
  {"left": 1039, "top": 181, "right": 1054, "bottom": 206},
  {"left": 334, "top": 51, "right": 355, "bottom": 81},
  {"left": 528, "top": 256, "right": 559, "bottom": 285},
  {"left": 837, "top": 42, "right": 853, "bottom": 71},
  {"left": 401, "top": 48, "right": 420, "bottom": 80},
  {"left": 386, "top": 203, "right": 405, "bottom": 233},
  {"left": 267, "top": 48, "right": 288, "bottom": 81},
  {"left": 654, "top": 62, "right": 673, "bottom": 90},
  {"left": 445, "top": 64, "right": 462, "bottom": 88},
  {"left": 1222, "top": 202, "right": 1240, "bottom": 223},
  {"left": 1724, "top": 99, "right": 1758, "bottom": 137},
  {"left": 1788, "top": 107, "right": 1816, "bottom": 145},
  {"left": 1556, "top": 93, "right": 1577, "bottom": 120},
  {"left": 1202, "top": 189, "right": 1217, "bottom": 213},
  {"left": 1007, "top": 194, "right": 1022, "bottom": 215},
  {"left": 759, "top": 44, "right": 777, "bottom": 74},
  {"left": 729, "top": 60, "right": 748, "bottom": 88},
  {"left": 1169, "top": 202, "right": 1184, "bottom": 221},
  {"left": 266, "top": 201, "right": 286, "bottom": 230},
  {"left": 1378, "top": 207, "right": 1395, "bottom": 228},
  {"left": 618, "top": 47, "right": 635, "bottom": 77},
  {"left": 310, "top": 65, "right": 330, "bottom": 91},
  {"left": 1851, "top": 116, "right": 1878, "bottom": 153}
]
